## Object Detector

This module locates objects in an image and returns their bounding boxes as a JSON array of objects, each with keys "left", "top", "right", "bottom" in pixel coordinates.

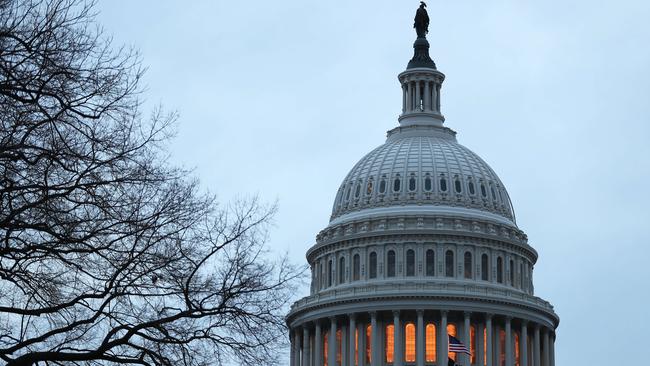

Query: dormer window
[
  {"left": 468, "top": 179, "right": 476, "bottom": 195},
  {"left": 424, "top": 173, "right": 433, "bottom": 191},
  {"left": 480, "top": 182, "right": 487, "bottom": 198},
  {"left": 408, "top": 173, "right": 416, "bottom": 191},
  {"left": 439, "top": 176, "right": 448, "bottom": 192},
  {"left": 379, "top": 176, "right": 387, "bottom": 194},
  {"left": 454, "top": 176, "right": 462, "bottom": 193},
  {"left": 393, "top": 174, "right": 401, "bottom": 192}
]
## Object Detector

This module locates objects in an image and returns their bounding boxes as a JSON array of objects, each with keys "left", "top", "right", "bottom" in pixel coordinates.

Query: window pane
[
  {"left": 464, "top": 252, "right": 472, "bottom": 279},
  {"left": 445, "top": 250, "right": 454, "bottom": 277},
  {"left": 426, "top": 324, "right": 437, "bottom": 362},
  {"left": 387, "top": 250, "right": 396, "bottom": 277},
  {"left": 469, "top": 181, "right": 475, "bottom": 195},
  {"left": 425, "top": 176, "right": 432, "bottom": 191},
  {"left": 440, "top": 178, "right": 447, "bottom": 192},
  {"left": 393, "top": 178, "right": 401, "bottom": 192},
  {"left": 337, "top": 329, "right": 342, "bottom": 366},
  {"left": 426, "top": 249, "right": 435, "bottom": 276},
  {"left": 447, "top": 324, "right": 457, "bottom": 361},
  {"left": 369, "top": 252, "right": 377, "bottom": 279},
  {"left": 339, "top": 257, "right": 345, "bottom": 284},
  {"left": 455, "top": 179, "right": 462, "bottom": 193},
  {"left": 366, "top": 326, "right": 372, "bottom": 364},
  {"left": 409, "top": 176, "right": 416, "bottom": 191},
  {"left": 353, "top": 254, "right": 360, "bottom": 281},
  {"left": 481, "top": 254, "right": 489, "bottom": 281},
  {"left": 406, "top": 249, "right": 415, "bottom": 276},
  {"left": 510, "top": 259, "right": 514, "bottom": 285},
  {"left": 405, "top": 323, "right": 416, "bottom": 362},
  {"left": 385, "top": 325, "right": 394, "bottom": 363},
  {"left": 324, "top": 331, "right": 329, "bottom": 366},
  {"left": 497, "top": 257, "right": 503, "bottom": 283},
  {"left": 380, "top": 179, "right": 386, "bottom": 193},
  {"left": 471, "top": 325, "right": 476, "bottom": 364}
]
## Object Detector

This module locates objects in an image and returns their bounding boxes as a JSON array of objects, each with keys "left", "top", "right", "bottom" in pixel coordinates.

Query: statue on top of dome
[{"left": 414, "top": 1, "right": 430, "bottom": 38}]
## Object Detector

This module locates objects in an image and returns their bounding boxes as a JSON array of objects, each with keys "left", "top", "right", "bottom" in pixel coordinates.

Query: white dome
[{"left": 330, "top": 124, "right": 516, "bottom": 225}]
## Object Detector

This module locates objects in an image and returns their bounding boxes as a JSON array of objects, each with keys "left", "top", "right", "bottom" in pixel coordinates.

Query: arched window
[
  {"left": 481, "top": 182, "right": 487, "bottom": 198},
  {"left": 447, "top": 323, "right": 457, "bottom": 361},
  {"left": 387, "top": 250, "right": 396, "bottom": 277},
  {"left": 385, "top": 324, "right": 395, "bottom": 363},
  {"left": 469, "top": 180, "right": 476, "bottom": 195},
  {"left": 328, "top": 259, "right": 333, "bottom": 287},
  {"left": 354, "top": 183, "right": 361, "bottom": 198},
  {"left": 379, "top": 176, "right": 387, "bottom": 194},
  {"left": 499, "top": 329, "right": 506, "bottom": 366},
  {"left": 426, "top": 324, "right": 437, "bottom": 362},
  {"left": 369, "top": 252, "right": 377, "bottom": 279},
  {"left": 497, "top": 257, "right": 504, "bottom": 283},
  {"left": 519, "top": 262, "right": 524, "bottom": 288},
  {"left": 515, "top": 332, "right": 520, "bottom": 366},
  {"left": 345, "top": 186, "right": 351, "bottom": 201},
  {"left": 338, "top": 256, "right": 345, "bottom": 284},
  {"left": 490, "top": 184, "right": 497, "bottom": 201},
  {"left": 509, "top": 259, "right": 515, "bottom": 286},
  {"left": 405, "top": 323, "right": 416, "bottom": 362},
  {"left": 424, "top": 173, "right": 433, "bottom": 191},
  {"left": 408, "top": 174, "right": 416, "bottom": 191},
  {"left": 426, "top": 249, "right": 435, "bottom": 276},
  {"left": 445, "top": 250, "right": 454, "bottom": 278},
  {"left": 353, "top": 254, "right": 360, "bottom": 281},
  {"left": 366, "top": 325, "right": 372, "bottom": 364},
  {"left": 354, "top": 327, "right": 359, "bottom": 366},
  {"left": 393, "top": 175, "right": 401, "bottom": 192},
  {"left": 481, "top": 254, "right": 489, "bottom": 281},
  {"left": 454, "top": 177, "right": 462, "bottom": 193},
  {"left": 440, "top": 176, "right": 448, "bottom": 192},
  {"left": 366, "top": 179, "right": 374, "bottom": 196},
  {"left": 464, "top": 252, "right": 472, "bottom": 279},
  {"left": 406, "top": 249, "right": 415, "bottom": 276}
]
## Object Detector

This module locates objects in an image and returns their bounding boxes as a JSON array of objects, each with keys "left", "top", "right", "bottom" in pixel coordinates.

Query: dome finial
[{"left": 408, "top": 2, "right": 436, "bottom": 69}]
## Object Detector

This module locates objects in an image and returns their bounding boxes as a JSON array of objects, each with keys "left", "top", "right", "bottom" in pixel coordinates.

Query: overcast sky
[{"left": 97, "top": 1, "right": 650, "bottom": 364}]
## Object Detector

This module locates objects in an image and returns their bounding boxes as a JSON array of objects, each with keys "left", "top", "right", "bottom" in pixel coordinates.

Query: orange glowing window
[
  {"left": 515, "top": 332, "right": 520, "bottom": 366},
  {"left": 470, "top": 325, "right": 476, "bottom": 364},
  {"left": 484, "top": 328, "right": 487, "bottom": 366},
  {"left": 405, "top": 323, "right": 416, "bottom": 362},
  {"left": 355, "top": 328, "right": 359, "bottom": 366},
  {"left": 385, "top": 325, "right": 395, "bottom": 363},
  {"left": 447, "top": 323, "right": 457, "bottom": 361},
  {"left": 324, "top": 331, "right": 329, "bottom": 366},
  {"left": 426, "top": 324, "right": 437, "bottom": 362},
  {"left": 499, "top": 329, "right": 506, "bottom": 366},
  {"left": 366, "top": 325, "right": 372, "bottom": 364},
  {"left": 336, "top": 329, "right": 342, "bottom": 366}
]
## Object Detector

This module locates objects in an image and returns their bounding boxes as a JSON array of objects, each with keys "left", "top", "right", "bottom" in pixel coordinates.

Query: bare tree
[{"left": 0, "top": 0, "right": 300, "bottom": 365}]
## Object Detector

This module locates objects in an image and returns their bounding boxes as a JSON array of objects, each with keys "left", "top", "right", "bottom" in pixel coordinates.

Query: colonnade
[
  {"left": 401, "top": 80, "right": 441, "bottom": 114},
  {"left": 290, "top": 310, "right": 555, "bottom": 366}
]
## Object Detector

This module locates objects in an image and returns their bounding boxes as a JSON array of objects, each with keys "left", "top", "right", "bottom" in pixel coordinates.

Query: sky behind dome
[{"left": 97, "top": 1, "right": 650, "bottom": 364}]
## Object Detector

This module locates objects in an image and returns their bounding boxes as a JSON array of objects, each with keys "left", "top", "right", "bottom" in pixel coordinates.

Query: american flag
[{"left": 448, "top": 335, "right": 471, "bottom": 355}]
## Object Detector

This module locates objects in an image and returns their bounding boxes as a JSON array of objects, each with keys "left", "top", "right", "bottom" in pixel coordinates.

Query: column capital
[
  {"left": 329, "top": 316, "right": 337, "bottom": 322},
  {"left": 349, "top": 313, "right": 357, "bottom": 321},
  {"left": 485, "top": 313, "right": 494, "bottom": 320},
  {"left": 370, "top": 311, "right": 378, "bottom": 318},
  {"left": 393, "top": 310, "right": 401, "bottom": 317},
  {"left": 440, "top": 310, "right": 448, "bottom": 317},
  {"left": 505, "top": 316, "right": 513, "bottom": 322},
  {"left": 463, "top": 311, "right": 471, "bottom": 318},
  {"left": 521, "top": 320, "right": 529, "bottom": 326},
  {"left": 416, "top": 309, "right": 424, "bottom": 316}
]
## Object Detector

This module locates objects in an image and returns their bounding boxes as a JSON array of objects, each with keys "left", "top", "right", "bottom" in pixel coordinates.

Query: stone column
[
  {"left": 349, "top": 315, "right": 357, "bottom": 366},
  {"left": 486, "top": 315, "right": 493, "bottom": 366},
  {"left": 520, "top": 322, "right": 528, "bottom": 366},
  {"left": 438, "top": 311, "right": 448, "bottom": 366},
  {"left": 402, "top": 84, "right": 407, "bottom": 113},
  {"left": 416, "top": 310, "right": 425, "bottom": 366},
  {"left": 414, "top": 81, "right": 421, "bottom": 112},
  {"left": 432, "top": 82, "right": 438, "bottom": 112},
  {"left": 303, "top": 327, "right": 312, "bottom": 366},
  {"left": 505, "top": 318, "right": 513, "bottom": 366},
  {"left": 478, "top": 322, "right": 485, "bottom": 366},
  {"left": 329, "top": 318, "right": 337, "bottom": 366},
  {"left": 533, "top": 325, "right": 540, "bottom": 366},
  {"left": 549, "top": 333, "right": 555, "bottom": 366},
  {"left": 407, "top": 82, "right": 413, "bottom": 112},
  {"left": 464, "top": 312, "right": 472, "bottom": 366},
  {"left": 296, "top": 328, "right": 304, "bottom": 366},
  {"left": 393, "top": 311, "right": 403, "bottom": 366},
  {"left": 359, "top": 320, "right": 366, "bottom": 366},
  {"left": 371, "top": 312, "right": 380, "bottom": 366},
  {"left": 542, "top": 329, "right": 550, "bottom": 366},
  {"left": 315, "top": 322, "right": 323, "bottom": 366},
  {"left": 290, "top": 329, "right": 296, "bottom": 366}
]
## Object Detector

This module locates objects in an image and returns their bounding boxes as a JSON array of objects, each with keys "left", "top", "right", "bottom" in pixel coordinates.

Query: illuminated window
[
  {"left": 499, "top": 329, "right": 506, "bottom": 366},
  {"left": 445, "top": 250, "right": 454, "bottom": 278},
  {"left": 353, "top": 254, "right": 360, "bottom": 281},
  {"left": 387, "top": 250, "right": 396, "bottom": 277},
  {"left": 385, "top": 324, "right": 395, "bottom": 363},
  {"left": 484, "top": 328, "right": 488, "bottom": 366},
  {"left": 515, "top": 332, "right": 520, "bottom": 366},
  {"left": 470, "top": 325, "right": 476, "bottom": 364},
  {"left": 324, "top": 331, "right": 329, "bottom": 366},
  {"left": 406, "top": 249, "right": 415, "bottom": 276},
  {"left": 497, "top": 257, "right": 504, "bottom": 284},
  {"left": 405, "top": 323, "right": 416, "bottom": 362},
  {"left": 464, "top": 252, "right": 472, "bottom": 279},
  {"left": 447, "top": 324, "right": 457, "bottom": 361},
  {"left": 337, "top": 329, "right": 342, "bottom": 366},
  {"left": 355, "top": 328, "right": 359, "bottom": 366},
  {"left": 366, "top": 325, "right": 372, "bottom": 364},
  {"left": 339, "top": 257, "right": 345, "bottom": 284},
  {"left": 481, "top": 254, "right": 489, "bottom": 281},
  {"left": 369, "top": 252, "right": 377, "bottom": 279},
  {"left": 426, "top": 324, "right": 437, "bottom": 362},
  {"left": 426, "top": 249, "right": 435, "bottom": 276}
]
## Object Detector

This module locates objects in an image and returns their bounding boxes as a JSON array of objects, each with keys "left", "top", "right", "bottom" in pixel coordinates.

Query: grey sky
[{"left": 97, "top": 1, "right": 650, "bottom": 364}]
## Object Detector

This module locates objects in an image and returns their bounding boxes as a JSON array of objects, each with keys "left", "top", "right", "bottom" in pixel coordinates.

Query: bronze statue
[{"left": 414, "top": 1, "right": 430, "bottom": 38}]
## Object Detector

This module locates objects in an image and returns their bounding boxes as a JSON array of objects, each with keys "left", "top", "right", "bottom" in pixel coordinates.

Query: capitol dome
[{"left": 287, "top": 6, "right": 558, "bottom": 366}]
